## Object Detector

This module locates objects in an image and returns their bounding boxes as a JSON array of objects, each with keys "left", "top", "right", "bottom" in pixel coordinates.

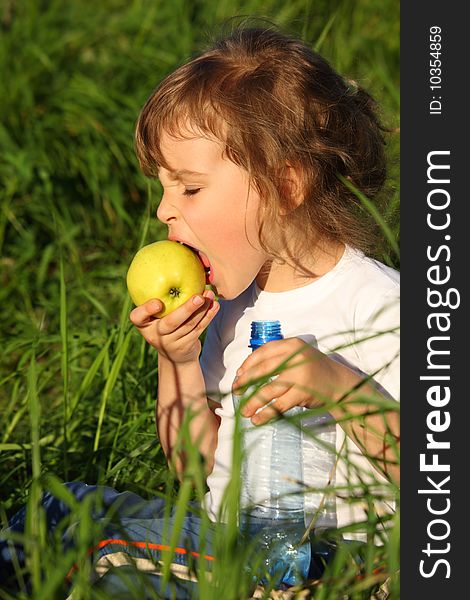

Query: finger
[
  {"left": 182, "top": 288, "right": 216, "bottom": 328},
  {"left": 192, "top": 298, "right": 220, "bottom": 332},
  {"left": 236, "top": 339, "right": 300, "bottom": 376},
  {"left": 234, "top": 353, "right": 291, "bottom": 391},
  {"left": 250, "top": 388, "right": 302, "bottom": 425},
  {"left": 129, "top": 299, "right": 163, "bottom": 327},
  {"left": 158, "top": 295, "right": 209, "bottom": 335},
  {"left": 203, "top": 289, "right": 216, "bottom": 301},
  {"left": 241, "top": 379, "right": 293, "bottom": 417},
  {"left": 240, "top": 338, "right": 307, "bottom": 370},
  {"left": 171, "top": 295, "right": 218, "bottom": 338}
]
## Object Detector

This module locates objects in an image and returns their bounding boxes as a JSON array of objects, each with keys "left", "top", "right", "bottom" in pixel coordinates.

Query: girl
[
  {"left": 131, "top": 24, "right": 400, "bottom": 536},
  {"left": 1, "top": 24, "right": 399, "bottom": 595}
]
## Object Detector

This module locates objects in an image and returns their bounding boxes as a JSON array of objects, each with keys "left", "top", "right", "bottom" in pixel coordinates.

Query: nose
[{"left": 156, "top": 192, "right": 178, "bottom": 224}]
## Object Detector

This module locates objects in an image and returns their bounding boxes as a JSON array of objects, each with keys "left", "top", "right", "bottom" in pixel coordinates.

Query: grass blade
[
  {"left": 59, "top": 250, "right": 70, "bottom": 477},
  {"left": 93, "top": 328, "right": 132, "bottom": 452}
]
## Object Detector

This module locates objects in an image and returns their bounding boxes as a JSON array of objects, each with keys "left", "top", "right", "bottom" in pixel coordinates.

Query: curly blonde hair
[{"left": 135, "top": 26, "right": 388, "bottom": 264}]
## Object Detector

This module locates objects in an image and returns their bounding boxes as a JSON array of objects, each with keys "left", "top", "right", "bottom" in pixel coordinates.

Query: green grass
[{"left": 0, "top": 0, "right": 399, "bottom": 597}]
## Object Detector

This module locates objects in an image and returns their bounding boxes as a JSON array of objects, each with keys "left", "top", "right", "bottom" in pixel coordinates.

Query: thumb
[{"left": 129, "top": 299, "right": 163, "bottom": 326}]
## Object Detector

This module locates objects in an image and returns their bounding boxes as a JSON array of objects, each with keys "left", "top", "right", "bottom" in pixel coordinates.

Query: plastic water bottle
[{"left": 233, "top": 320, "right": 311, "bottom": 586}]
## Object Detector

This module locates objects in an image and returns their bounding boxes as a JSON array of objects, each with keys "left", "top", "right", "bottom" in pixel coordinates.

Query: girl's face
[{"left": 157, "top": 130, "right": 268, "bottom": 299}]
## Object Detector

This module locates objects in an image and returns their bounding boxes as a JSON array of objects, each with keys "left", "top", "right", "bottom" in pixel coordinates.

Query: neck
[{"left": 256, "top": 240, "right": 345, "bottom": 292}]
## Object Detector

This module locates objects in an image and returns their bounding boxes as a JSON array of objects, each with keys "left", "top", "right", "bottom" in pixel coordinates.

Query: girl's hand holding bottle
[
  {"left": 232, "top": 337, "right": 355, "bottom": 424},
  {"left": 234, "top": 336, "right": 400, "bottom": 483},
  {"left": 129, "top": 289, "right": 219, "bottom": 364}
]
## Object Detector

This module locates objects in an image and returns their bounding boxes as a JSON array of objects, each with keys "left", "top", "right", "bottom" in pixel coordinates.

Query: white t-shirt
[{"left": 200, "top": 245, "right": 400, "bottom": 540}]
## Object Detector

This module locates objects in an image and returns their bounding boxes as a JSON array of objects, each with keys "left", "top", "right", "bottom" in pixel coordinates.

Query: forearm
[
  {"left": 157, "top": 354, "right": 219, "bottom": 476},
  {"left": 329, "top": 365, "right": 400, "bottom": 486}
]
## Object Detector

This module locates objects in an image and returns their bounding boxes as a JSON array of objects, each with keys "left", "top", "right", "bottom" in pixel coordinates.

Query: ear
[{"left": 279, "top": 163, "right": 304, "bottom": 214}]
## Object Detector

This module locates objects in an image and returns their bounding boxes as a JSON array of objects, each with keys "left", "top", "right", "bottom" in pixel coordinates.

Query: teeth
[{"left": 179, "top": 241, "right": 198, "bottom": 252}]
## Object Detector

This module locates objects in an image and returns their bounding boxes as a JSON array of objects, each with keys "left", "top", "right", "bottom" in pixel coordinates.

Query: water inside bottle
[{"left": 240, "top": 511, "right": 311, "bottom": 586}]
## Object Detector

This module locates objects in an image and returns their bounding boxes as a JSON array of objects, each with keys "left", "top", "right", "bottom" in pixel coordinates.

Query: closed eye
[{"left": 183, "top": 188, "right": 201, "bottom": 196}]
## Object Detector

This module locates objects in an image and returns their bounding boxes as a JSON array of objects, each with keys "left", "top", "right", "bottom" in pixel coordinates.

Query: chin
[{"left": 217, "top": 279, "right": 254, "bottom": 301}]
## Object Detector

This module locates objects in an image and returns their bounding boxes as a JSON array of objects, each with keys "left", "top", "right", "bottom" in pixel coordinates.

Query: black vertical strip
[{"left": 401, "top": 3, "right": 465, "bottom": 598}]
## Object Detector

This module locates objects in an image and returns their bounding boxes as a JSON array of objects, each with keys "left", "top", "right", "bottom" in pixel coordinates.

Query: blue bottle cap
[{"left": 249, "top": 320, "right": 283, "bottom": 350}]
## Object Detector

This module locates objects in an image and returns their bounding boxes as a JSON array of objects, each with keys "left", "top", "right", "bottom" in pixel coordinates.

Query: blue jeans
[{"left": 0, "top": 482, "right": 335, "bottom": 597}]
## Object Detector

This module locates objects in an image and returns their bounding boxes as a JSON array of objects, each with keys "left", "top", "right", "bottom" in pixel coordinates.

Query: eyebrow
[{"left": 163, "top": 169, "right": 208, "bottom": 180}]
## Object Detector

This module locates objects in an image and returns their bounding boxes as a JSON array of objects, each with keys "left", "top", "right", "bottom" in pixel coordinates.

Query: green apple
[{"left": 126, "top": 240, "right": 206, "bottom": 317}]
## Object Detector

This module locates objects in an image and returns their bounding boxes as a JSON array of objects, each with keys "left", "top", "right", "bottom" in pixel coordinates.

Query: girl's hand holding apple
[
  {"left": 129, "top": 290, "right": 219, "bottom": 364},
  {"left": 127, "top": 240, "right": 220, "bottom": 363}
]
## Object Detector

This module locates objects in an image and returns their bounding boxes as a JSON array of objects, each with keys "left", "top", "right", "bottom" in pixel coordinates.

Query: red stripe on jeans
[{"left": 66, "top": 538, "right": 215, "bottom": 581}]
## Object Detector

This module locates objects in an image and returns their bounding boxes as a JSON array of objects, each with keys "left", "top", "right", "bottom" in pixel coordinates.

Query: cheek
[
  {"left": 211, "top": 228, "right": 246, "bottom": 258},
  {"left": 186, "top": 185, "right": 263, "bottom": 263},
  {"left": 196, "top": 202, "right": 259, "bottom": 251},
  {"left": 226, "top": 195, "right": 262, "bottom": 248},
  {"left": 215, "top": 216, "right": 261, "bottom": 260}
]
